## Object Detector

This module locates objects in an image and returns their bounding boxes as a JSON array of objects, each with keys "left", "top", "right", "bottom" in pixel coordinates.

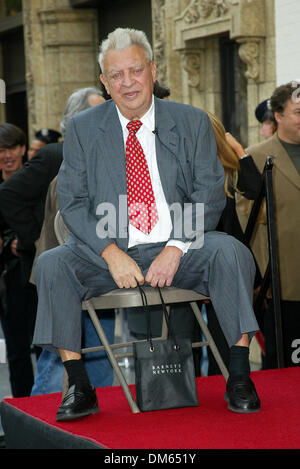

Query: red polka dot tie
[{"left": 126, "top": 120, "right": 159, "bottom": 234}]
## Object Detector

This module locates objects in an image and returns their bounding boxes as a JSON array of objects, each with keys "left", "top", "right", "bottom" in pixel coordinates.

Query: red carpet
[{"left": 2, "top": 367, "right": 300, "bottom": 449}]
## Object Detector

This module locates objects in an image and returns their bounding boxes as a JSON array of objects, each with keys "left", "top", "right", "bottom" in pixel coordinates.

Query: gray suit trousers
[{"left": 33, "top": 231, "right": 259, "bottom": 354}]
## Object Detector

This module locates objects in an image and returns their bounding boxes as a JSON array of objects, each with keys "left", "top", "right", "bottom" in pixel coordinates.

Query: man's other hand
[
  {"left": 101, "top": 243, "right": 144, "bottom": 288},
  {"left": 145, "top": 246, "right": 182, "bottom": 288}
]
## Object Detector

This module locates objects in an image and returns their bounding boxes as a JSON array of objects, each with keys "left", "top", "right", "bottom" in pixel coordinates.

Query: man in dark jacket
[
  {"left": 0, "top": 123, "right": 37, "bottom": 397},
  {"left": 0, "top": 140, "right": 62, "bottom": 283}
]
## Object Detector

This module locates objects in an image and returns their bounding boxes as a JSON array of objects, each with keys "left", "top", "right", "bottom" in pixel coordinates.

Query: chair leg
[
  {"left": 190, "top": 301, "right": 229, "bottom": 381},
  {"left": 83, "top": 300, "right": 140, "bottom": 413}
]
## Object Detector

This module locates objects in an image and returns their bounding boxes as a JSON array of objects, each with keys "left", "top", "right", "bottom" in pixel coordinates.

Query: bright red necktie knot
[{"left": 127, "top": 120, "right": 143, "bottom": 134}]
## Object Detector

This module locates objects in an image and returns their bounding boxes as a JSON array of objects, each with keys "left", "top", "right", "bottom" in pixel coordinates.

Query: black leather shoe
[
  {"left": 224, "top": 376, "right": 261, "bottom": 413},
  {"left": 56, "top": 384, "right": 99, "bottom": 421}
]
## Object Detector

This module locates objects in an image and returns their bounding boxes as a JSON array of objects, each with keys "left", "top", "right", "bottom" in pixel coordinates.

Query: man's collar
[{"left": 116, "top": 95, "right": 155, "bottom": 132}]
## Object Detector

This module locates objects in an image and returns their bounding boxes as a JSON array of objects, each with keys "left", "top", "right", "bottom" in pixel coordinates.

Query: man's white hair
[{"left": 98, "top": 28, "right": 153, "bottom": 72}]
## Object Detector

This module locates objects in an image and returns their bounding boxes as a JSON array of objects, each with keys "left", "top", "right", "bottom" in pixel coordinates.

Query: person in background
[
  {"left": 0, "top": 123, "right": 37, "bottom": 397},
  {"left": 255, "top": 99, "right": 277, "bottom": 140},
  {"left": 27, "top": 129, "right": 62, "bottom": 161},
  {"left": 207, "top": 112, "right": 262, "bottom": 242},
  {"left": 0, "top": 88, "right": 105, "bottom": 276},
  {"left": 244, "top": 81, "right": 300, "bottom": 369},
  {"left": 153, "top": 80, "right": 170, "bottom": 100}
]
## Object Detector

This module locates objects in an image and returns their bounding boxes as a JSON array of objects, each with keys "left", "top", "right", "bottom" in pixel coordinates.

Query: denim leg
[
  {"left": 30, "top": 349, "right": 63, "bottom": 395},
  {"left": 31, "top": 310, "right": 116, "bottom": 394}
]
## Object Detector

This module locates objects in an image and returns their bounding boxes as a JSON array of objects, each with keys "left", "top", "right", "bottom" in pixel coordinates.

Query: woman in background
[{"left": 207, "top": 111, "right": 262, "bottom": 241}]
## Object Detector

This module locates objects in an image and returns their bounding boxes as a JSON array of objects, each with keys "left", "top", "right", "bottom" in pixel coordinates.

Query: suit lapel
[
  {"left": 96, "top": 103, "right": 127, "bottom": 195},
  {"left": 154, "top": 98, "right": 180, "bottom": 203}
]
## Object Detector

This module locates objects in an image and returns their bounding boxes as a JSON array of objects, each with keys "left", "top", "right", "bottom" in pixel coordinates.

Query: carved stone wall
[
  {"left": 23, "top": 0, "right": 99, "bottom": 141},
  {"left": 152, "top": 0, "right": 277, "bottom": 145},
  {"left": 16, "top": 0, "right": 277, "bottom": 145}
]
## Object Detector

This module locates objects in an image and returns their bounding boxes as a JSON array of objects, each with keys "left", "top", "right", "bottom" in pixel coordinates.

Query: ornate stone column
[
  {"left": 152, "top": 0, "right": 184, "bottom": 103},
  {"left": 23, "top": 0, "right": 99, "bottom": 140},
  {"left": 237, "top": 35, "right": 266, "bottom": 144}
]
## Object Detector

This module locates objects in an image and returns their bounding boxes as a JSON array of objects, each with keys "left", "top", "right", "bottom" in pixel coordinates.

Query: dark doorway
[
  {"left": 71, "top": 0, "right": 152, "bottom": 55},
  {"left": 97, "top": 0, "right": 152, "bottom": 46},
  {"left": 2, "top": 26, "right": 27, "bottom": 141},
  {"left": 219, "top": 34, "right": 248, "bottom": 147}
]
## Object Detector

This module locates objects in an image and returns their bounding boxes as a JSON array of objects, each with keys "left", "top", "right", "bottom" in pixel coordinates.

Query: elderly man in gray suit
[{"left": 33, "top": 28, "right": 260, "bottom": 421}]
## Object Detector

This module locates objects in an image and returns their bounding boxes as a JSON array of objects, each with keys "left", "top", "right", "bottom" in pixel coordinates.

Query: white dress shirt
[{"left": 116, "top": 98, "right": 188, "bottom": 254}]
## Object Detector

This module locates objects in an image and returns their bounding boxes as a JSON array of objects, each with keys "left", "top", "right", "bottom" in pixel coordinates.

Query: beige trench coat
[{"left": 236, "top": 133, "right": 300, "bottom": 301}]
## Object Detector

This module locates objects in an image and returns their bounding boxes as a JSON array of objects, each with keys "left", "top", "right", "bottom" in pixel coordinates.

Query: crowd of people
[{"left": 0, "top": 27, "right": 299, "bottom": 423}]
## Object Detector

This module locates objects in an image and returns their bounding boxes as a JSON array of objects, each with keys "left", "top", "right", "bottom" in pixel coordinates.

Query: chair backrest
[{"left": 54, "top": 211, "right": 70, "bottom": 245}]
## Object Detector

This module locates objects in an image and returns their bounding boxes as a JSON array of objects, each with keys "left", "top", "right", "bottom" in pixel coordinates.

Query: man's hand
[
  {"left": 101, "top": 243, "right": 144, "bottom": 288},
  {"left": 145, "top": 246, "right": 182, "bottom": 288}
]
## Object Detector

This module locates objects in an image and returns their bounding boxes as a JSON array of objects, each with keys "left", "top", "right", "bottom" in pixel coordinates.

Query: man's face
[
  {"left": 100, "top": 44, "right": 156, "bottom": 120},
  {"left": 28, "top": 139, "right": 46, "bottom": 160},
  {"left": 0, "top": 144, "right": 25, "bottom": 178},
  {"left": 275, "top": 97, "right": 300, "bottom": 144}
]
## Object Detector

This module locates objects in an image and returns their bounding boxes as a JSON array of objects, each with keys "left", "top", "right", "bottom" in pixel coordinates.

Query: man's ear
[
  {"left": 274, "top": 111, "right": 282, "bottom": 126},
  {"left": 151, "top": 61, "right": 157, "bottom": 83}
]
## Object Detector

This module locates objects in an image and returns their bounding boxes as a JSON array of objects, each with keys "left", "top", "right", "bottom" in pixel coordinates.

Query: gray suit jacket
[{"left": 57, "top": 97, "right": 226, "bottom": 270}]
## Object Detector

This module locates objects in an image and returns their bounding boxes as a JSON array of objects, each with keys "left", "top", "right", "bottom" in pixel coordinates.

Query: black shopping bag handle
[{"left": 136, "top": 283, "right": 180, "bottom": 351}]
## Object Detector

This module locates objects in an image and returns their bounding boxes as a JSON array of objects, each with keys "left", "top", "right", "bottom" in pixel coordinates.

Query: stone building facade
[
  {"left": 22, "top": 0, "right": 99, "bottom": 139},
  {"left": 2, "top": 0, "right": 297, "bottom": 368},
  {"left": 0, "top": 0, "right": 286, "bottom": 148},
  {"left": 153, "top": 0, "right": 276, "bottom": 146}
]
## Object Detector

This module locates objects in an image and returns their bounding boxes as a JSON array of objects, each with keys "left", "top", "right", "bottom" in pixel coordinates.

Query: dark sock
[
  {"left": 63, "top": 359, "right": 91, "bottom": 388},
  {"left": 228, "top": 345, "right": 250, "bottom": 380}
]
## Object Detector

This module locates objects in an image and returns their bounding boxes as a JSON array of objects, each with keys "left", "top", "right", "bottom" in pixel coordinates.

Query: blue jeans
[{"left": 31, "top": 310, "right": 115, "bottom": 395}]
